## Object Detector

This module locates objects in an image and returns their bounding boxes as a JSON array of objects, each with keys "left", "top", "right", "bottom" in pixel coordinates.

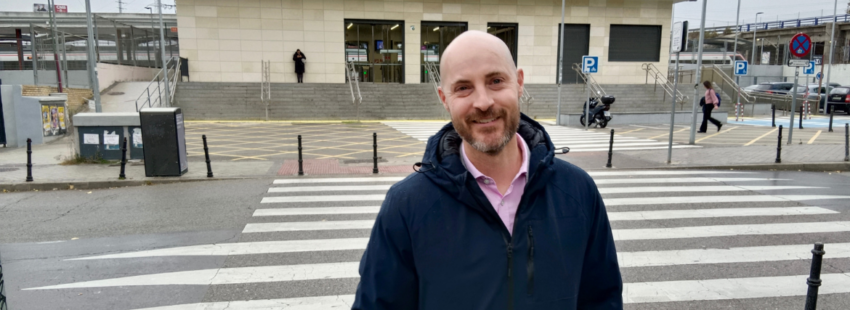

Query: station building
[{"left": 174, "top": 0, "right": 678, "bottom": 85}]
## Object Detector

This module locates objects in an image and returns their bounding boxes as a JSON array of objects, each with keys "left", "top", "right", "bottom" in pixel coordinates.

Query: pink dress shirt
[{"left": 461, "top": 133, "right": 530, "bottom": 235}]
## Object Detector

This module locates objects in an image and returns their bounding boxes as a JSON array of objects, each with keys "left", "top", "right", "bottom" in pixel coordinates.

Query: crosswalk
[
  {"left": 23, "top": 170, "right": 850, "bottom": 309},
  {"left": 383, "top": 121, "right": 702, "bottom": 152}
]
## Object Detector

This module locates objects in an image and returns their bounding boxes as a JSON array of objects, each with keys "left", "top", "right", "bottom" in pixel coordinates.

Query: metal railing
[
  {"left": 703, "top": 65, "right": 802, "bottom": 113},
  {"left": 642, "top": 63, "right": 689, "bottom": 107},
  {"left": 520, "top": 86, "right": 534, "bottom": 114},
  {"left": 423, "top": 61, "right": 441, "bottom": 101},
  {"left": 345, "top": 60, "right": 363, "bottom": 121},
  {"left": 691, "top": 14, "right": 850, "bottom": 35},
  {"left": 571, "top": 63, "right": 607, "bottom": 96},
  {"left": 134, "top": 56, "right": 180, "bottom": 112},
  {"left": 260, "top": 60, "right": 270, "bottom": 121}
]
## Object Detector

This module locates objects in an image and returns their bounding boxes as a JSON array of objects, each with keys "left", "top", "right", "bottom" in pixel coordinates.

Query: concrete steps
[{"left": 174, "top": 82, "right": 735, "bottom": 120}]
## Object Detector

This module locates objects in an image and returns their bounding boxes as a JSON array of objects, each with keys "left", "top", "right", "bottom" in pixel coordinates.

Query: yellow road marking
[
  {"left": 647, "top": 127, "right": 690, "bottom": 140},
  {"left": 695, "top": 126, "right": 739, "bottom": 143},
  {"left": 807, "top": 130, "right": 822, "bottom": 144},
  {"left": 744, "top": 128, "right": 779, "bottom": 146},
  {"left": 617, "top": 128, "right": 645, "bottom": 135}
]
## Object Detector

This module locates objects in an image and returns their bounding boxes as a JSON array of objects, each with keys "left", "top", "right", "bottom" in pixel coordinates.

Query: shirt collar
[{"left": 461, "top": 133, "right": 530, "bottom": 181}]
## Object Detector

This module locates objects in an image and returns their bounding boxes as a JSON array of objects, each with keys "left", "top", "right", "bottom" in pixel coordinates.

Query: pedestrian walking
[
  {"left": 352, "top": 30, "right": 623, "bottom": 310},
  {"left": 293, "top": 49, "right": 306, "bottom": 83},
  {"left": 699, "top": 80, "right": 723, "bottom": 133}
]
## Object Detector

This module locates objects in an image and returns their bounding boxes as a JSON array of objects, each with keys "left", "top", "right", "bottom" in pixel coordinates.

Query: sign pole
[
  {"left": 84, "top": 0, "right": 101, "bottom": 112},
  {"left": 555, "top": 0, "right": 565, "bottom": 125},
  {"left": 585, "top": 74, "right": 590, "bottom": 131},
  {"left": 788, "top": 67, "right": 799, "bottom": 144},
  {"left": 157, "top": 0, "right": 170, "bottom": 106},
  {"left": 824, "top": 0, "right": 838, "bottom": 116},
  {"left": 668, "top": 52, "right": 680, "bottom": 164},
  {"left": 689, "top": 0, "right": 708, "bottom": 145}
]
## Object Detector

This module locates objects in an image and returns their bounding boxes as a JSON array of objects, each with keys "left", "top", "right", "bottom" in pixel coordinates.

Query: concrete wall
[
  {"left": 0, "top": 85, "right": 46, "bottom": 148},
  {"left": 174, "top": 0, "right": 675, "bottom": 84},
  {"left": 95, "top": 63, "right": 161, "bottom": 92},
  {"left": 0, "top": 70, "right": 91, "bottom": 89}
]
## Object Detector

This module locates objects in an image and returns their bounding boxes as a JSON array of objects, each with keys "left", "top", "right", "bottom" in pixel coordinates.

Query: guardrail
[
  {"left": 134, "top": 56, "right": 180, "bottom": 112},
  {"left": 570, "top": 63, "right": 607, "bottom": 96},
  {"left": 690, "top": 14, "right": 850, "bottom": 35},
  {"left": 704, "top": 65, "right": 803, "bottom": 113},
  {"left": 520, "top": 86, "right": 534, "bottom": 115},
  {"left": 345, "top": 60, "right": 363, "bottom": 121},
  {"left": 642, "top": 63, "right": 689, "bottom": 108}
]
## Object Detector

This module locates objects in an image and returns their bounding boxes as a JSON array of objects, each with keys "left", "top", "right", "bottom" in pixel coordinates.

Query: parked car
[
  {"left": 792, "top": 84, "right": 836, "bottom": 110},
  {"left": 748, "top": 82, "right": 801, "bottom": 95},
  {"left": 826, "top": 86, "right": 850, "bottom": 114},
  {"left": 742, "top": 84, "right": 761, "bottom": 94}
]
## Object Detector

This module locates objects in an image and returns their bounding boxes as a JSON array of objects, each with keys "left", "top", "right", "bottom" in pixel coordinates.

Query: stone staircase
[{"left": 174, "top": 82, "right": 734, "bottom": 121}]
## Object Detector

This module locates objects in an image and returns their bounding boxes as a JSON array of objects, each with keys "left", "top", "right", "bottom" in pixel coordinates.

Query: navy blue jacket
[{"left": 353, "top": 115, "right": 623, "bottom": 310}]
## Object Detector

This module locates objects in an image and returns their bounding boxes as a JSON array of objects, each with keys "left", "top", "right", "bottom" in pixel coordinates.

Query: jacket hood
[{"left": 416, "top": 113, "right": 557, "bottom": 221}]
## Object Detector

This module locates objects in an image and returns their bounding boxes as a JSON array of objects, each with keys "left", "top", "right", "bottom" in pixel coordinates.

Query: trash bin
[{"left": 139, "top": 107, "right": 188, "bottom": 177}]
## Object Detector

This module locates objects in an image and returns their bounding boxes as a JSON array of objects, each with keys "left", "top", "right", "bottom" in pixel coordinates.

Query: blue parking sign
[
  {"left": 582, "top": 56, "right": 598, "bottom": 73},
  {"left": 804, "top": 61, "right": 815, "bottom": 75},
  {"left": 734, "top": 60, "right": 748, "bottom": 76}
]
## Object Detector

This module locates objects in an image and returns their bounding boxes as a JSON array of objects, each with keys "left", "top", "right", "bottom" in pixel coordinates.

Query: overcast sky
[
  {"left": 0, "top": 0, "right": 175, "bottom": 14},
  {"left": 0, "top": 0, "right": 845, "bottom": 26}
]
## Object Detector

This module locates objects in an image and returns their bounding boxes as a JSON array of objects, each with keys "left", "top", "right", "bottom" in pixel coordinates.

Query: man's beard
[{"left": 453, "top": 106, "right": 520, "bottom": 155}]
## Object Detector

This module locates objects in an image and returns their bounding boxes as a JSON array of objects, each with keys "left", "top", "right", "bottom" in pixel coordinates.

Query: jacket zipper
[
  {"left": 504, "top": 235, "right": 514, "bottom": 310},
  {"left": 527, "top": 225, "right": 535, "bottom": 296}
]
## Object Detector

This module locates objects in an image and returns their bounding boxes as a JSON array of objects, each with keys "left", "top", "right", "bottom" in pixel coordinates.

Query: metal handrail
[
  {"left": 520, "top": 86, "right": 534, "bottom": 114},
  {"left": 706, "top": 64, "right": 799, "bottom": 111},
  {"left": 345, "top": 60, "right": 362, "bottom": 121},
  {"left": 570, "top": 63, "right": 607, "bottom": 96},
  {"left": 641, "top": 63, "right": 688, "bottom": 105},
  {"left": 423, "top": 61, "right": 441, "bottom": 102},
  {"left": 134, "top": 56, "right": 179, "bottom": 111}
]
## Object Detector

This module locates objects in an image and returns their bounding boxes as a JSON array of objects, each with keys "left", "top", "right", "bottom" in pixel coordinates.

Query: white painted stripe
[
  {"left": 273, "top": 177, "right": 405, "bottom": 184},
  {"left": 599, "top": 185, "right": 819, "bottom": 194},
  {"left": 608, "top": 207, "right": 837, "bottom": 221},
  {"left": 24, "top": 262, "right": 361, "bottom": 290},
  {"left": 604, "top": 195, "right": 850, "bottom": 206},
  {"left": 269, "top": 185, "right": 391, "bottom": 193},
  {"left": 588, "top": 170, "right": 749, "bottom": 177},
  {"left": 623, "top": 273, "right": 850, "bottom": 303},
  {"left": 619, "top": 242, "right": 850, "bottom": 268},
  {"left": 254, "top": 206, "right": 381, "bottom": 216},
  {"left": 614, "top": 221, "right": 850, "bottom": 241},
  {"left": 244, "top": 219, "right": 850, "bottom": 240},
  {"left": 593, "top": 177, "right": 789, "bottom": 185},
  {"left": 562, "top": 142, "right": 677, "bottom": 148},
  {"left": 261, "top": 195, "right": 386, "bottom": 203},
  {"left": 69, "top": 238, "right": 370, "bottom": 260},
  {"left": 563, "top": 146, "right": 703, "bottom": 152},
  {"left": 243, "top": 220, "right": 375, "bottom": 233},
  {"left": 132, "top": 295, "right": 356, "bottom": 310}
]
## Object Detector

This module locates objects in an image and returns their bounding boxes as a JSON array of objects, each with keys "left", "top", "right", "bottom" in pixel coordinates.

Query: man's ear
[
  {"left": 438, "top": 86, "right": 450, "bottom": 112},
  {"left": 516, "top": 68, "right": 525, "bottom": 100}
]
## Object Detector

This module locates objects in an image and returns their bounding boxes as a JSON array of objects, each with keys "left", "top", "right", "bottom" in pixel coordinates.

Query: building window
[
  {"left": 421, "top": 21, "right": 467, "bottom": 83},
  {"left": 487, "top": 23, "right": 518, "bottom": 65},
  {"left": 608, "top": 25, "right": 661, "bottom": 62},
  {"left": 344, "top": 19, "right": 405, "bottom": 83}
]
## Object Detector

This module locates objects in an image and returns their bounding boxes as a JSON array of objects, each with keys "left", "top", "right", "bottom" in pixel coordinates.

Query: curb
[
  {"left": 0, "top": 177, "right": 252, "bottom": 193},
  {"left": 642, "top": 162, "right": 850, "bottom": 172}
]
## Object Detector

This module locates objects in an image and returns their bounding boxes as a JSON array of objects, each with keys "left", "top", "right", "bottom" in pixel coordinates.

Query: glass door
[
  {"left": 344, "top": 20, "right": 405, "bottom": 83},
  {"left": 420, "top": 21, "right": 467, "bottom": 83},
  {"left": 487, "top": 23, "right": 518, "bottom": 65}
]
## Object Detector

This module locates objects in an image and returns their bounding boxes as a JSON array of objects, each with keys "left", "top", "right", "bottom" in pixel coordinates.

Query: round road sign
[{"left": 789, "top": 33, "right": 811, "bottom": 58}]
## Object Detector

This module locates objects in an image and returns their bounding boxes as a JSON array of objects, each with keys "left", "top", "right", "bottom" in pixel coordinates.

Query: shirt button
[
  {"left": 500, "top": 201, "right": 505, "bottom": 206},
  {"left": 483, "top": 179, "right": 490, "bottom": 184}
]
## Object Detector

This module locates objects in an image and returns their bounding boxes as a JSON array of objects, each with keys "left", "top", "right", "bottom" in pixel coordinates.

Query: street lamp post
[
  {"left": 156, "top": 0, "right": 171, "bottom": 106},
  {"left": 751, "top": 12, "right": 763, "bottom": 64},
  {"left": 145, "top": 7, "right": 157, "bottom": 67}
]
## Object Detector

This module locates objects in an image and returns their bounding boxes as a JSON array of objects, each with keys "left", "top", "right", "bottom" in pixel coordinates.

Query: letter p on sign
[
  {"left": 582, "top": 56, "right": 598, "bottom": 74},
  {"left": 734, "top": 60, "right": 748, "bottom": 76}
]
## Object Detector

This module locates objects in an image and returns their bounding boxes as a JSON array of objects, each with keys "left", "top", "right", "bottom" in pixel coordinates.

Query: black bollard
[
  {"left": 776, "top": 125, "right": 783, "bottom": 163},
  {"left": 26, "top": 138, "right": 33, "bottom": 182},
  {"left": 119, "top": 137, "right": 127, "bottom": 180},
  {"left": 845, "top": 124, "right": 849, "bottom": 162},
  {"left": 297, "top": 135, "right": 304, "bottom": 176},
  {"left": 799, "top": 106, "right": 804, "bottom": 130},
  {"left": 771, "top": 104, "right": 776, "bottom": 127},
  {"left": 1, "top": 252, "right": 6, "bottom": 310},
  {"left": 606, "top": 129, "right": 614, "bottom": 168},
  {"left": 828, "top": 104, "right": 834, "bottom": 132},
  {"left": 203, "top": 135, "right": 213, "bottom": 178},
  {"left": 372, "top": 132, "right": 379, "bottom": 174},
  {"left": 804, "top": 243, "right": 825, "bottom": 310}
]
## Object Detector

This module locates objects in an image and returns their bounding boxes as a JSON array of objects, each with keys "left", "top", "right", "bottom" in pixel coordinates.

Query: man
[{"left": 352, "top": 30, "right": 622, "bottom": 310}]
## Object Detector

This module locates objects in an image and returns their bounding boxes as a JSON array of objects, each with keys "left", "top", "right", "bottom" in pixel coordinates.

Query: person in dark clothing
[
  {"left": 352, "top": 30, "right": 623, "bottom": 310},
  {"left": 293, "top": 49, "right": 306, "bottom": 83},
  {"left": 699, "top": 80, "right": 723, "bottom": 132}
]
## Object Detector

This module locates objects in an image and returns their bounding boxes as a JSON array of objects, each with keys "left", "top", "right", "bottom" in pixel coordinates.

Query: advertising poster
[
  {"left": 42, "top": 105, "right": 51, "bottom": 136},
  {"left": 54, "top": 5, "right": 68, "bottom": 13},
  {"left": 33, "top": 4, "right": 48, "bottom": 12},
  {"left": 57, "top": 106, "right": 66, "bottom": 129},
  {"left": 104, "top": 131, "right": 120, "bottom": 150}
]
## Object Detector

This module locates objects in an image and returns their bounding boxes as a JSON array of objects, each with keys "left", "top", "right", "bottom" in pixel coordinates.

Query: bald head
[{"left": 439, "top": 30, "right": 517, "bottom": 88}]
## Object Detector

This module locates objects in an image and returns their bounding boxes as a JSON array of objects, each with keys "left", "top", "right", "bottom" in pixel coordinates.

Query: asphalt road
[{"left": 2, "top": 169, "right": 850, "bottom": 309}]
